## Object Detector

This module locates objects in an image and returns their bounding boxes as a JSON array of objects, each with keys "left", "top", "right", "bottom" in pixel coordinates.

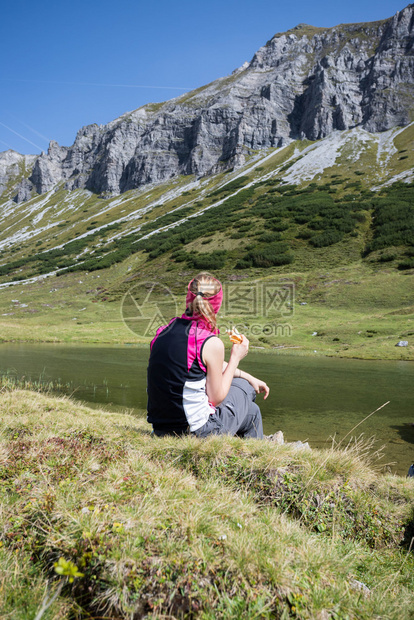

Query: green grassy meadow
[
  {"left": 0, "top": 126, "right": 413, "bottom": 359},
  {"left": 1, "top": 388, "right": 413, "bottom": 619},
  {"left": 0, "top": 126, "right": 413, "bottom": 620},
  {"left": 0, "top": 261, "right": 412, "bottom": 361}
]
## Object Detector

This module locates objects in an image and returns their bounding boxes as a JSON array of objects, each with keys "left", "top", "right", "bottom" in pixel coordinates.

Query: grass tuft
[{"left": 0, "top": 389, "right": 413, "bottom": 618}]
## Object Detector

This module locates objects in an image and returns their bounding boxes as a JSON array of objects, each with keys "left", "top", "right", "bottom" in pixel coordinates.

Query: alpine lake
[{"left": 1, "top": 342, "right": 413, "bottom": 476}]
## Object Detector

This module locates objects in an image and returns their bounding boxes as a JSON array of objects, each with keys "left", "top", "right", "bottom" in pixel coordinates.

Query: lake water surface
[{"left": 1, "top": 343, "right": 413, "bottom": 475}]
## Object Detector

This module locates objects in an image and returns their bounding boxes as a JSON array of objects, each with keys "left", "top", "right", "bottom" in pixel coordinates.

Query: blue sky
[{"left": 0, "top": 0, "right": 407, "bottom": 154}]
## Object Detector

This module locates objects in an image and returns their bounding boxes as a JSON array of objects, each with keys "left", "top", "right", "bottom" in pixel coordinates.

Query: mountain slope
[
  {"left": 0, "top": 123, "right": 413, "bottom": 283},
  {"left": 1, "top": 4, "right": 414, "bottom": 203},
  {"left": 0, "top": 7, "right": 413, "bottom": 360}
]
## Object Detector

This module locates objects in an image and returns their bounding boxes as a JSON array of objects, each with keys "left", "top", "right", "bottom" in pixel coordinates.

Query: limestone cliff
[{"left": 6, "top": 4, "right": 414, "bottom": 202}]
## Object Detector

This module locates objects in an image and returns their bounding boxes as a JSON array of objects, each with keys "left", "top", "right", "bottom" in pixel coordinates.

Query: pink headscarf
[
  {"left": 185, "top": 277, "right": 223, "bottom": 315},
  {"left": 183, "top": 277, "right": 223, "bottom": 371}
]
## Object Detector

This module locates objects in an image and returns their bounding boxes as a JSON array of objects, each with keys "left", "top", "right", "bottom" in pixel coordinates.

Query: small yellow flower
[{"left": 54, "top": 558, "right": 84, "bottom": 583}]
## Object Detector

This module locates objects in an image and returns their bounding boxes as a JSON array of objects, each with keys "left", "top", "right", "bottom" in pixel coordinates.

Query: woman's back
[
  {"left": 146, "top": 272, "right": 267, "bottom": 440},
  {"left": 147, "top": 317, "right": 215, "bottom": 433}
]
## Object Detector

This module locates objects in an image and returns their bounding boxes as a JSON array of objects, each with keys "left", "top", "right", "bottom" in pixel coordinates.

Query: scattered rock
[
  {"left": 291, "top": 441, "right": 311, "bottom": 451},
  {"left": 265, "top": 433, "right": 311, "bottom": 451},
  {"left": 266, "top": 430, "right": 284, "bottom": 444},
  {"left": 349, "top": 579, "right": 370, "bottom": 597},
  {"left": 396, "top": 340, "right": 408, "bottom": 347}
]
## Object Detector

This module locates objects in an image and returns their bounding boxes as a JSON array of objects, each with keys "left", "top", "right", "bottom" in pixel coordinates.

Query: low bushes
[
  {"left": 236, "top": 242, "right": 294, "bottom": 269},
  {"left": 207, "top": 175, "right": 250, "bottom": 197},
  {"left": 190, "top": 251, "right": 228, "bottom": 270},
  {"left": 363, "top": 183, "right": 414, "bottom": 260},
  {"left": 310, "top": 230, "right": 344, "bottom": 248}
]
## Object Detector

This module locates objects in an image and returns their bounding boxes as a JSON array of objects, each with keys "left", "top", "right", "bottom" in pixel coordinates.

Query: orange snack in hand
[{"left": 226, "top": 327, "right": 243, "bottom": 344}]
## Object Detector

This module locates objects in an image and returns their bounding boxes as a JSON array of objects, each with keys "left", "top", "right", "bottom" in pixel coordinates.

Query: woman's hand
[
  {"left": 230, "top": 335, "right": 249, "bottom": 362},
  {"left": 249, "top": 377, "right": 270, "bottom": 400}
]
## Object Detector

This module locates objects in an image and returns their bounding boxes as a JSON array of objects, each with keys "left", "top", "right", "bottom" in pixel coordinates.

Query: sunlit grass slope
[
  {"left": 0, "top": 125, "right": 413, "bottom": 359},
  {"left": 1, "top": 388, "right": 414, "bottom": 618}
]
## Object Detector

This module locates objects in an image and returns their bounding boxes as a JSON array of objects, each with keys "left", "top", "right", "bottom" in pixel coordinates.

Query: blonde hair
[{"left": 186, "top": 272, "right": 221, "bottom": 331}]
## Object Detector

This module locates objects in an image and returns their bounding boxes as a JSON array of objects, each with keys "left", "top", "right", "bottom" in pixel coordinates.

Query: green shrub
[
  {"left": 294, "top": 215, "right": 311, "bottom": 224},
  {"left": 398, "top": 258, "right": 414, "bottom": 270},
  {"left": 256, "top": 232, "right": 282, "bottom": 243},
  {"left": 308, "top": 219, "right": 325, "bottom": 231},
  {"left": 268, "top": 220, "right": 289, "bottom": 232},
  {"left": 351, "top": 212, "right": 367, "bottom": 223},
  {"left": 207, "top": 176, "right": 249, "bottom": 197},
  {"left": 365, "top": 188, "right": 414, "bottom": 254},
  {"left": 171, "top": 250, "right": 189, "bottom": 262},
  {"left": 296, "top": 230, "right": 312, "bottom": 240},
  {"left": 236, "top": 223, "right": 252, "bottom": 232},
  {"left": 237, "top": 242, "right": 293, "bottom": 268},
  {"left": 190, "top": 251, "right": 227, "bottom": 270},
  {"left": 378, "top": 252, "right": 396, "bottom": 262},
  {"left": 310, "top": 230, "right": 344, "bottom": 247}
]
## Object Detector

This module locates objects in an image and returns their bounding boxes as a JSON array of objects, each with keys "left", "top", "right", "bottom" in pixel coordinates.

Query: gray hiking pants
[{"left": 193, "top": 378, "right": 264, "bottom": 439}]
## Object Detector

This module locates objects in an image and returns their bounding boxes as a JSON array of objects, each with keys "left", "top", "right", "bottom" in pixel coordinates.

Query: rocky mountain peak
[{"left": 5, "top": 4, "right": 414, "bottom": 203}]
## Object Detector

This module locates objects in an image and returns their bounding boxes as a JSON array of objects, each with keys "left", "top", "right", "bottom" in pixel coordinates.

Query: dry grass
[{"left": 0, "top": 389, "right": 413, "bottom": 618}]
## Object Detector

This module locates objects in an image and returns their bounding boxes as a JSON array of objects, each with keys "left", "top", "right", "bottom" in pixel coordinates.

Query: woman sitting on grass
[{"left": 147, "top": 272, "right": 269, "bottom": 438}]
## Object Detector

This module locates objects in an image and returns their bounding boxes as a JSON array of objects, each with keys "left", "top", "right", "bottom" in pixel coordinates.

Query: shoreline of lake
[
  {"left": 1, "top": 342, "right": 413, "bottom": 476},
  {"left": 1, "top": 337, "right": 413, "bottom": 362}
]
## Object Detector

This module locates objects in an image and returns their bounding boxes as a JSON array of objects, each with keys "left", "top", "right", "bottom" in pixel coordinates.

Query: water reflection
[{"left": 1, "top": 343, "right": 413, "bottom": 475}]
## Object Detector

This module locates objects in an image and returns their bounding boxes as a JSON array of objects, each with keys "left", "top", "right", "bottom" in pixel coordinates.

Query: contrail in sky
[
  {"left": 4, "top": 78, "right": 194, "bottom": 90},
  {"left": 0, "top": 139, "right": 13, "bottom": 150},
  {"left": 0, "top": 121, "right": 42, "bottom": 151},
  {"left": 7, "top": 114, "right": 50, "bottom": 144}
]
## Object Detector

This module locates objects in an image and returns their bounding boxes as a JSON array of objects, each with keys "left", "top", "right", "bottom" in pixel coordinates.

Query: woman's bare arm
[
  {"left": 222, "top": 361, "right": 270, "bottom": 399},
  {"left": 203, "top": 336, "right": 249, "bottom": 406}
]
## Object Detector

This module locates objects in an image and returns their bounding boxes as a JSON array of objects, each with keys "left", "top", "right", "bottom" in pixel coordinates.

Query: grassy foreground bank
[{"left": 1, "top": 389, "right": 414, "bottom": 619}]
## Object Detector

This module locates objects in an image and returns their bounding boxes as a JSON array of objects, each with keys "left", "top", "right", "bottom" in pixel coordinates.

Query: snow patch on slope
[
  {"left": 280, "top": 129, "right": 375, "bottom": 184},
  {"left": 0, "top": 221, "right": 63, "bottom": 251},
  {"left": 372, "top": 169, "right": 414, "bottom": 190},
  {"left": 374, "top": 123, "right": 413, "bottom": 168}
]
